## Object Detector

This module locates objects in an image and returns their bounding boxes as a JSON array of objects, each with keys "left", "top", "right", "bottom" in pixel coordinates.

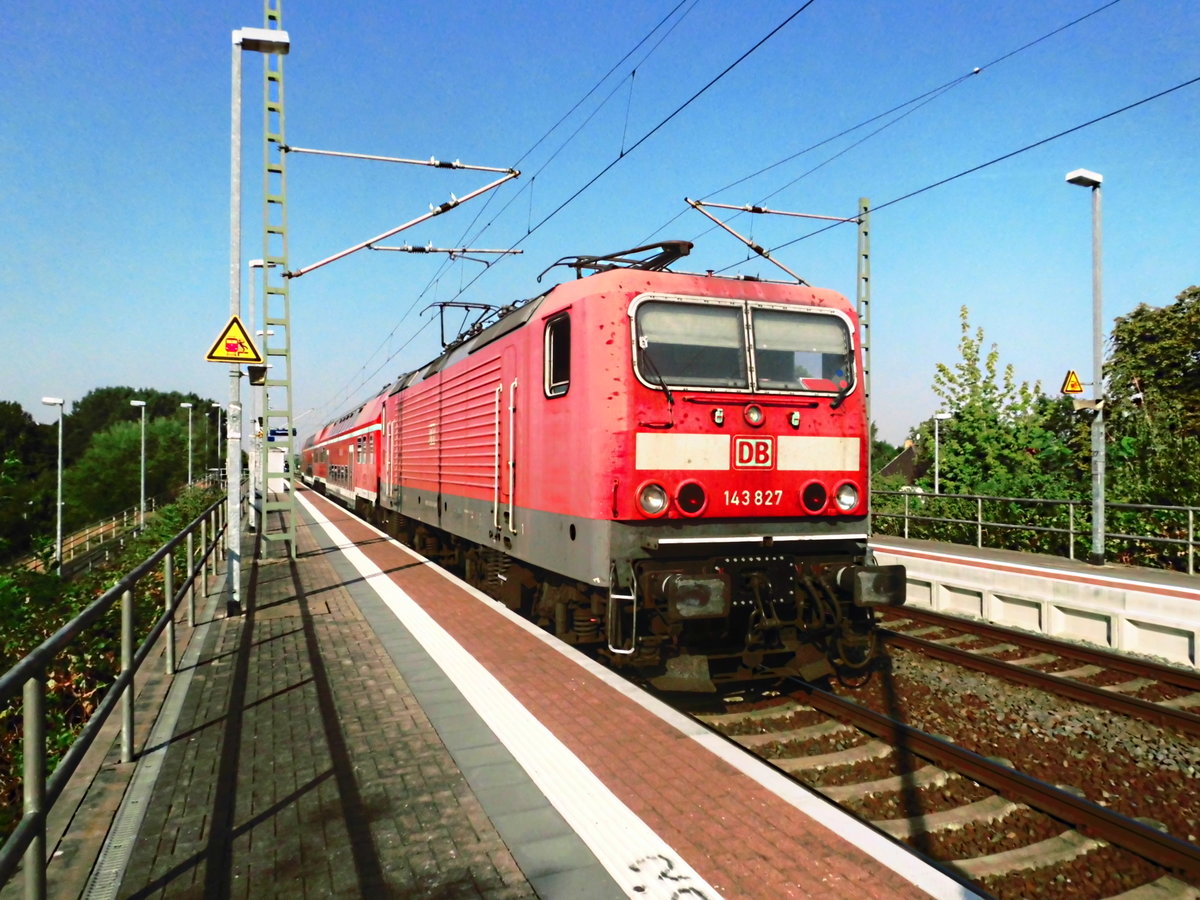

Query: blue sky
[{"left": 3, "top": 0, "right": 1196, "bottom": 443}]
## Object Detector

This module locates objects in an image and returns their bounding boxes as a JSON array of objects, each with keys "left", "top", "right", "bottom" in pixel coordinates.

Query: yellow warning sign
[
  {"left": 205, "top": 316, "right": 263, "bottom": 364},
  {"left": 1061, "top": 370, "right": 1084, "bottom": 394}
]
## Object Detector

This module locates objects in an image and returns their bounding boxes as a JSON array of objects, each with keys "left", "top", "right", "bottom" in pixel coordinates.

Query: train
[{"left": 301, "top": 240, "right": 904, "bottom": 691}]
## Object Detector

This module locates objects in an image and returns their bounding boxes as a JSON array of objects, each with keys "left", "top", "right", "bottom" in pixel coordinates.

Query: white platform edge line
[
  {"left": 298, "top": 495, "right": 721, "bottom": 900},
  {"left": 872, "top": 541, "right": 1200, "bottom": 599}
]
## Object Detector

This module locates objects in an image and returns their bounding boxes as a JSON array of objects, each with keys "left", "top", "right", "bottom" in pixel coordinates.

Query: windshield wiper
[
  {"left": 639, "top": 347, "right": 675, "bottom": 407},
  {"left": 830, "top": 379, "right": 853, "bottom": 410},
  {"left": 637, "top": 346, "right": 676, "bottom": 429}
]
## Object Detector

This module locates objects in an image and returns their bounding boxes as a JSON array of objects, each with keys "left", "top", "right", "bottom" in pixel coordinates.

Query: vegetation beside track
[{"left": 0, "top": 485, "right": 221, "bottom": 839}]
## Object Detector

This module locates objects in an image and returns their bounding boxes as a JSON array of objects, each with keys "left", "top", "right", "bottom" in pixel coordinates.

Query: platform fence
[
  {"left": 873, "top": 490, "right": 1197, "bottom": 574},
  {"left": 0, "top": 495, "right": 227, "bottom": 900}
]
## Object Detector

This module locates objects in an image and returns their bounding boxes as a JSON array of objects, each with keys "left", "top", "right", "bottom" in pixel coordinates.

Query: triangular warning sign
[
  {"left": 206, "top": 316, "right": 263, "bottom": 364},
  {"left": 1061, "top": 370, "right": 1084, "bottom": 394}
]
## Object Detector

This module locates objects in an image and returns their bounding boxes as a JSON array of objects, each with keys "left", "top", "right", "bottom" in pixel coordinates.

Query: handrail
[
  {"left": 15, "top": 478, "right": 225, "bottom": 575},
  {"left": 0, "top": 494, "right": 228, "bottom": 898},
  {"left": 872, "top": 489, "right": 1198, "bottom": 574},
  {"left": 14, "top": 502, "right": 152, "bottom": 575}
]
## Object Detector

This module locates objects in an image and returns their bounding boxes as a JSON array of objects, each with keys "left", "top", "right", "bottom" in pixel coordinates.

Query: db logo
[{"left": 733, "top": 436, "right": 774, "bottom": 469}]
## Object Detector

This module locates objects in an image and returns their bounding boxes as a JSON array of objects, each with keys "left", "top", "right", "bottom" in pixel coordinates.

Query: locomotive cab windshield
[{"left": 632, "top": 295, "right": 855, "bottom": 395}]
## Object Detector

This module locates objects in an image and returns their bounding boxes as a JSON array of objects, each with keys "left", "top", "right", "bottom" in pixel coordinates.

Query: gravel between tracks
[
  {"left": 838, "top": 650, "right": 1200, "bottom": 841},
  {"left": 823, "top": 648, "right": 1200, "bottom": 898}
]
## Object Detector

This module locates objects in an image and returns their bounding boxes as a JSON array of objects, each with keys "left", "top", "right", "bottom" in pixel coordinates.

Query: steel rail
[
  {"left": 794, "top": 682, "right": 1200, "bottom": 881},
  {"left": 882, "top": 630, "right": 1200, "bottom": 739},
  {"left": 886, "top": 606, "right": 1200, "bottom": 692}
]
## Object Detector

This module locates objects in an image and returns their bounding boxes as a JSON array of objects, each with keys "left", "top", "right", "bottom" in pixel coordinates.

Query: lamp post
[
  {"left": 210, "top": 402, "right": 221, "bottom": 476},
  {"left": 933, "top": 412, "right": 951, "bottom": 495},
  {"left": 180, "top": 402, "right": 194, "bottom": 484},
  {"left": 252, "top": 326, "right": 274, "bottom": 533},
  {"left": 130, "top": 400, "right": 147, "bottom": 527},
  {"left": 41, "top": 397, "right": 64, "bottom": 575},
  {"left": 228, "top": 27, "right": 291, "bottom": 610},
  {"left": 1066, "top": 168, "right": 1106, "bottom": 565},
  {"left": 247, "top": 258, "right": 271, "bottom": 533}
]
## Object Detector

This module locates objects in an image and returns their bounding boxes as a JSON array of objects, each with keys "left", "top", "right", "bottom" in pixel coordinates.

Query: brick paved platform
[
  {"left": 68, "top": 501, "right": 547, "bottom": 899},
  {"left": 45, "top": 489, "right": 981, "bottom": 899}
]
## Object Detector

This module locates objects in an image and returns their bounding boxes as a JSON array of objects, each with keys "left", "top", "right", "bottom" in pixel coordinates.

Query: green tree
[
  {"left": 869, "top": 422, "right": 900, "bottom": 474},
  {"left": 0, "top": 484, "right": 221, "bottom": 837},
  {"left": 64, "top": 416, "right": 191, "bottom": 526},
  {"left": 1104, "top": 286, "right": 1200, "bottom": 506},
  {"left": 0, "top": 402, "right": 54, "bottom": 560},
  {"left": 923, "top": 306, "right": 1071, "bottom": 499},
  {"left": 0, "top": 388, "right": 219, "bottom": 562},
  {"left": 65, "top": 387, "right": 211, "bottom": 465}
]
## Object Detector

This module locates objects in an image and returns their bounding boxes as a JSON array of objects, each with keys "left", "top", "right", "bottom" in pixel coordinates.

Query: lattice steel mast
[{"left": 258, "top": 0, "right": 296, "bottom": 556}]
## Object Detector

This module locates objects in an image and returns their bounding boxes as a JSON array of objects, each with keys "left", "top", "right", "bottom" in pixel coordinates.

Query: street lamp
[
  {"left": 251, "top": 326, "right": 275, "bottom": 534},
  {"left": 1066, "top": 168, "right": 1106, "bottom": 565},
  {"left": 933, "top": 412, "right": 951, "bottom": 495},
  {"left": 130, "top": 400, "right": 147, "bottom": 527},
  {"left": 41, "top": 397, "right": 64, "bottom": 575},
  {"left": 211, "top": 402, "right": 221, "bottom": 476},
  {"left": 228, "top": 26, "right": 290, "bottom": 611},
  {"left": 180, "top": 402, "right": 194, "bottom": 484},
  {"left": 247, "top": 258, "right": 273, "bottom": 533}
]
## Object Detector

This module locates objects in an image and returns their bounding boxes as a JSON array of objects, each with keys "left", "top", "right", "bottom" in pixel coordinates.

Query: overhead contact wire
[
  {"left": 683, "top": 79, "right": 963, "bottom": 246},
  {"left": 437, "top": 1, "right": 818, "bottom": 314},
  {"left": 646, "top": 0, "right": 1127, "bottom": 246},
  {"left": 714, "top": 72, "right": 1200, "bottom": 274},
  {"left": 388, "top": 0, "right": 703, "bottom": 358}
]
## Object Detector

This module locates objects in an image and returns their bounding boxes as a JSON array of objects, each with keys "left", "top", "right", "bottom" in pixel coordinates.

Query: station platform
[{"left": 44, "top": 489, "right": 981, "bottom": 899}]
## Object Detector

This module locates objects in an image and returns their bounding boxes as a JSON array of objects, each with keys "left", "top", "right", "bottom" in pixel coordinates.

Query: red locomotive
[{"left": 302, "top": 242, "right": 904, "bottom": 690}]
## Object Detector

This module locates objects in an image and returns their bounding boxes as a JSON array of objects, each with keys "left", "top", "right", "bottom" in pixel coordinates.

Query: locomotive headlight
[
  {"left": 637, "top": 482, "right": 669, "bottom": 517},
  {"left": 835, "top": 483, "right": 859, "bottom": 511},
  {"left": 744, "top": 404, "right": 764, "bottom": 426}
]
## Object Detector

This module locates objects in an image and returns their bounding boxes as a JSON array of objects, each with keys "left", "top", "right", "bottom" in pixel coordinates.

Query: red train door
[
  {"left": 497, "top": 347, "right": 519, "bottom": 537},
  {"left": 383, "top": 393, "right": 402, "bottom": 509}
]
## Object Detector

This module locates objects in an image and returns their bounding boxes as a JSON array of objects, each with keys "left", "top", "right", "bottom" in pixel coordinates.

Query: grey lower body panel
[{"left": 390, "top": 485, "right": 870, "bottom": 587}]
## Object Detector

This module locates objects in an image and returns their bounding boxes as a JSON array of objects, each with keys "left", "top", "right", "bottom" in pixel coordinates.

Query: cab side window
[{"left": 545, "top": 314, "right": 571, "bottom": 398}]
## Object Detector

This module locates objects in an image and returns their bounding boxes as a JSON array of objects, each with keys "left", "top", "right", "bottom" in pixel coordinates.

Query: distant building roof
[{"left": 878, "top": 442, "right": 917, "bottom": 483}]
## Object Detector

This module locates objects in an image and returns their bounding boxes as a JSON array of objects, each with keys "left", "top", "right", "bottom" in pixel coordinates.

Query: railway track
[
  {"left": 880, "top": 608, "right": 1200, "bottom": 739},
  {"left": 697, "top": 685, "right": 1200, "bottom": 899}
]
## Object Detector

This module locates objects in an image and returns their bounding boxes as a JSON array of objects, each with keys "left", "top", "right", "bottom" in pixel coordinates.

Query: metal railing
[
  {"left": 14, "top": 502, "right": 154, "bottom": 576},
  {"left": 873, "top": 490, "right": 1198, "bottom": 574},
  {"left": 15, "top": 478, "right": 225, "bottom": 576},
  {"left": 54, "top": 500, "right": 164, "bottom": 568},
  {"left": 0, "top": 496, "right": 227, "bottom": 898}
]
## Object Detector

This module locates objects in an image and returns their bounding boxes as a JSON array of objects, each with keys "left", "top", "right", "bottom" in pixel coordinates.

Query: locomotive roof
[
  {"left": 383, "top": 267, "right": 851, "bottom": 392},
  {"left": 307, "top": 262, "right": 854, "bottom": 442},
  {"left": 400, "top": 291, "right": 549, "bottom": 387}
]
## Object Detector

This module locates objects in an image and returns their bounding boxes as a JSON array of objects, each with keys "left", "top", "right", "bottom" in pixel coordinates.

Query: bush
[{"left": 0, "top": 485, "right": 221, "bottom": 838}]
